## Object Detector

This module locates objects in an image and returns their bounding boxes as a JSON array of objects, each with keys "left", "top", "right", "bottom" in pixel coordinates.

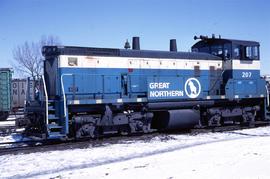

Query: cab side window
[
  {"left": 233, "top": 47, "right": 240, "bottom": 59},
  {"left": 224, "top": 43, "right": 231, "bottom": 60},
  {"left": 244, "top": 46, "right": 259, "bottom": 60},
  {"left": 234, "top": 45, "right": 260, "bottom": 60},
  {"left": 245, "top": 46, "right": 253, "bottom": 59},
  {"left": 252, "top": 46, "right": 259, "bottom": 60}
]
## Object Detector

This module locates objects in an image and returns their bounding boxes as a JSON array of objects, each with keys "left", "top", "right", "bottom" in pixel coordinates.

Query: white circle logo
[{"left": 184, "top": 78, "right": 201, "bottom": 98}]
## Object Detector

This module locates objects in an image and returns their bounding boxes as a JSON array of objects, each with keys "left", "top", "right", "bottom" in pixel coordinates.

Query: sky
[{"left": 0, "top": 0, "right": 270, "bottom": 75}]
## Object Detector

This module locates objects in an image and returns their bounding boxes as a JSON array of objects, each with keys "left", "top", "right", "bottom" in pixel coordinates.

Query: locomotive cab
[
  {"left": 191, "top": 35, "right": 260, "bottom": 61},
  {"left": 191, "top": 35, "right": 261, "bottom": 80},
  {"left": 192, "top": 35, "right": 263, "bottom": 99}
]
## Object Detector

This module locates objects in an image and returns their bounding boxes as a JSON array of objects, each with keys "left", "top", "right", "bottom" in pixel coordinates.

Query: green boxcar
[{"left": 0, "top": 68, "right": 12, "bottom": 120}]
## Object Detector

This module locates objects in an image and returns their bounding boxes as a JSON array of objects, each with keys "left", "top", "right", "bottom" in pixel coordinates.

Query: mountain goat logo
[{"left": 184, "top": 78, "right": 201, "bottom": 98}]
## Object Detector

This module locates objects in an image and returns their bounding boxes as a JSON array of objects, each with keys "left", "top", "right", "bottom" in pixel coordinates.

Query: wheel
[{"left": 76, "top": 123, "right": 99, "bottom": 139}]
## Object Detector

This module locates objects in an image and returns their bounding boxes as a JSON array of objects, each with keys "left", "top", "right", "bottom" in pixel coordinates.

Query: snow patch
[{"left": 0, "top": 127, "right": 270, "bottom": 178}]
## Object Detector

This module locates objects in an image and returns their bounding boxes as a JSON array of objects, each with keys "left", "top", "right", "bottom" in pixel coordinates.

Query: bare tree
[{"left": 12, "top": 35, "right": 61, "bottom": 78}]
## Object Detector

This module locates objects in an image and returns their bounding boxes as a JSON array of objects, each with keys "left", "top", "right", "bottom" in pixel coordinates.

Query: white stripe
[
  {"left": 232, "top": 60, "right": 260, "bottom": 70},
  {"left": 117, "top": 99, "right": 123, "bottom": 103},
  {"left": 96, "top": 99, "right": 102, "bottom": 104},
  {"left": 59, "top": 55, "right": 222, "bottom": 70}
]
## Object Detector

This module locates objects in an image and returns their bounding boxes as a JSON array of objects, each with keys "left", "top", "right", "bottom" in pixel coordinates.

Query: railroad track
[
  {"left": 0, "top": 126, "right": 25, "bottom": 136},
  {"left": 0, "top": 121, "right": 269, "bottom": 155},
  {"left": 0, "top": 133, "right": 162, "bottom": 155}
]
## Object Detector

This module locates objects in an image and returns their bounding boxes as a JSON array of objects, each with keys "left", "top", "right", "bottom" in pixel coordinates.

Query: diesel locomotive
[{"left": 20, "top": 35, "right": 270, "bottom": 139}]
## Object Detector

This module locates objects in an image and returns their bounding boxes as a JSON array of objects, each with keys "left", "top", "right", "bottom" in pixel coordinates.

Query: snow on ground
[
  {"left": 0, "top": 115, "right": 27, "bottom": 144},
  {"left": 59, "top": 136, "right": 270, "bottom": 179},
  {"left": 1, "top": 127, "right": 270, "bottom": 179}
]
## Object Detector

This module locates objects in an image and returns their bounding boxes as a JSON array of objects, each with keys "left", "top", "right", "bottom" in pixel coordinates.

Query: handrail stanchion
[
  {"left": 61, "top": 75, "right": 67, "bottom": 117},
  {"left": 41, "top": 75, "right": 49, "bottom": 126},
  {"left": 266, "top": 85, "right": 270, "bottom": 107}
]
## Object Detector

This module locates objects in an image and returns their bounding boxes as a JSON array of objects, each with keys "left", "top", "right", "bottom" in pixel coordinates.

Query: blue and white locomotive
[{"left": 23, "top": 35, "right": 270, "bottom": 139}]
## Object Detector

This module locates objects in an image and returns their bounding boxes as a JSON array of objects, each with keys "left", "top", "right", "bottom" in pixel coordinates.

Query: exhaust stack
[
  {"left": 132, "top": 37, "right": 140, "bottom": 50},
  {"left": 170, "top": 39, "right": 177, "bottom": 52}
]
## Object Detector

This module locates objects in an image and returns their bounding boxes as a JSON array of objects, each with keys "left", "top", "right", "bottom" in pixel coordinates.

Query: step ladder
[
  {"left": 41, "top": 75, "right": 65, "bottom": 139},
  {"left": 46, "top": 100, "right": 65, "bottom": 139}
]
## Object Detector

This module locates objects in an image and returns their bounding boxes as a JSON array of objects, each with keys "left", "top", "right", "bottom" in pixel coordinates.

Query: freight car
[
  {"left": 20, "top": 35, "right": 270, "bottom": 139},
  {"left": 12, "top": 79, "right": 34, "bottom": 109},
  {"left": 0, "top": 68, "right": 12, "bottom": 121}
]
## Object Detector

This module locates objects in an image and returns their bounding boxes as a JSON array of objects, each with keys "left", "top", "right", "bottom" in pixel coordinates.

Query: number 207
[{"left": 242, "top": 72, "right": 252, "bottom": 78}]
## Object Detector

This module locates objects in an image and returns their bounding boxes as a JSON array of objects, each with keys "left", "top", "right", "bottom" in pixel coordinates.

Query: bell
[{"left": 124, "top": 39, "right": 131, "bottom": 49}]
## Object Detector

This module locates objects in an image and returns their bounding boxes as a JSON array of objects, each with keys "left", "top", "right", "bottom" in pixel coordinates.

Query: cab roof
[{"left": 192, "top": 38, "right": 260, "bottom": 49}]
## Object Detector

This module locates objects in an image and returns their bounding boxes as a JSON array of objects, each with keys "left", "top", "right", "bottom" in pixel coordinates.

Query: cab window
[
  {"left": 252, "top": 46, "right": 259, "bottom": 60},
  {"left": 210, "top": 45, "right": 223, "bottom": 56},
  {"left": 192, "top": 43, "right": 232, "bottom": 60},
  {"left": 244, "top": 46, "right": 259, "bottom": 60},
  {"left": 210, "top": 43, "right": 231, "bottom": 60},
  {"left": 233, "top": 45, "right": 259, "bottom": 60},
  {"left": 224, "top": 43, "right": 231, "bottom": 60},
  {"left": 246, "top": 46, "right": 252, "bottom": 59},
  {"left": 233, "top": 47, "right": 240, "bottom": 59}
]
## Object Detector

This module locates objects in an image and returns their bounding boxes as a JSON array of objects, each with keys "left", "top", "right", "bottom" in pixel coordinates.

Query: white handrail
[
  {"left": 60, "top": 73, "right": 107, "bottom": 117},
  {"left": 61, "top": 74, "right": 73, "bottom": 117},
  {"left": 60, "top": 73, "right": 96, "bottom": 117},
  {"left": 266, "top": 85, "right": 270, "bottom": 107},
  {"left": 41, "top": 75, "right": 49, "bottom": 126}
]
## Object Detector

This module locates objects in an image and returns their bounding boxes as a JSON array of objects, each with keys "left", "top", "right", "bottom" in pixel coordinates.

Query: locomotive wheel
[
  {"left": 242, "top": 111, "right": 256, "bottom": 127},
  {"left": 119, "top": 125, "right": 131, "bottom": 136},
  {"left": 208, "top": 114, "right": 221, "bottom": 127},
  {"left": 76, "top": 123, "right": 99, "bottom": 139}
]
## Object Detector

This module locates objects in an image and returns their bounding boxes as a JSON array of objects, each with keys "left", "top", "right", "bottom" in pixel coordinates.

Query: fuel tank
[{"left": 151, "top": 109, "right": 200, "bottom": 130}]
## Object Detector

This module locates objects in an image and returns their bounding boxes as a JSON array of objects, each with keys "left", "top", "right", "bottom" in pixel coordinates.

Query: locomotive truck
[{"left": 19, "top": 35, "right": 270, "bottom": 139}]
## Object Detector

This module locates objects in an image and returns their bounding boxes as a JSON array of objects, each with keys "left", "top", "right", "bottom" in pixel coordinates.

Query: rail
[{"left": 41, "top": 75, "right": 49, "bottom": 126}]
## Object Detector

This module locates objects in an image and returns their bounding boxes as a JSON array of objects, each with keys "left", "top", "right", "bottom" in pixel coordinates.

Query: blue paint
[
  {"left": 232, "top": 69, "right": 260, "bottom": 80},
  {"left": 58, "top": 67, "right": 264, "bottom": 102},
  {"left": 147, "top": 76, "right": 204, "bottom": 100},
  {"left": 225, "top": 78, "right": 267, "bottom": 99},
  {"left": 58, "top": 68, "right": 213, "bottom": 101}
]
